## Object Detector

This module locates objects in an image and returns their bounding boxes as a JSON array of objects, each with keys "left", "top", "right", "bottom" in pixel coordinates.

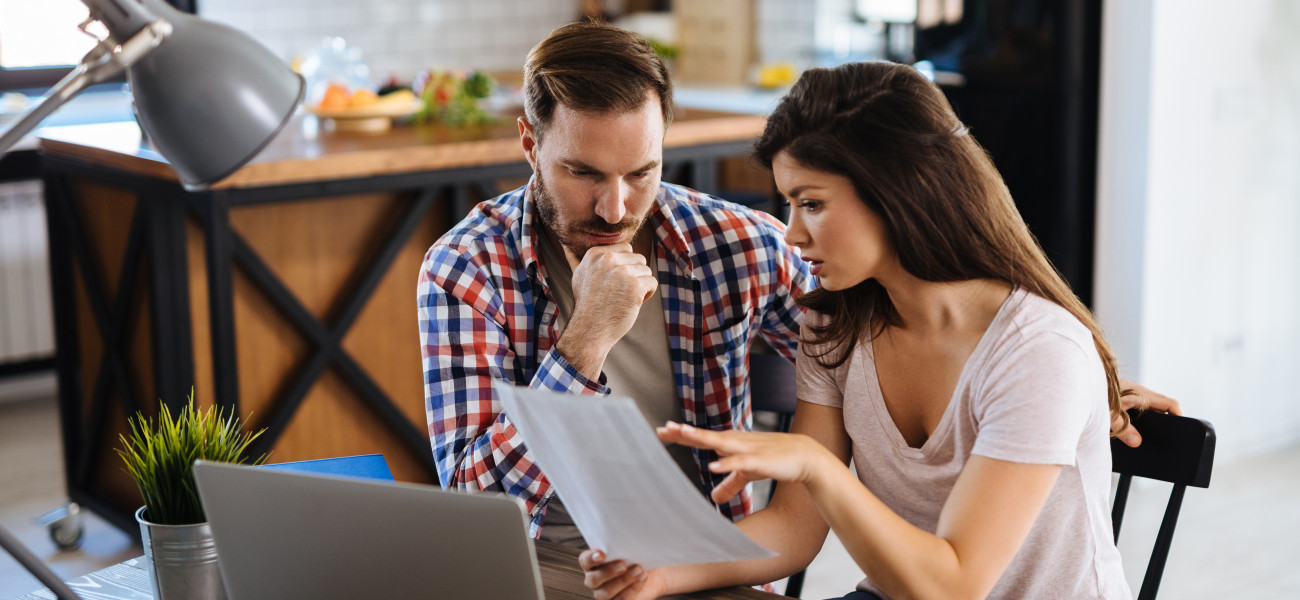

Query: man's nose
[{"left": 594, "top": 178, "right": 630, "bottom": 224}]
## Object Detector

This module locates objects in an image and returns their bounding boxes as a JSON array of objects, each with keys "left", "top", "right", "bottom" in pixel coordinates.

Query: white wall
[
  {"left": 199, "top": 0, "right": 579, "bottom": 81},
  {"left": 1096, "top": 0, "right": 1300, "bottom": 462},
  {"left": 200, "top": 0, "right": 826, "bottom": 85}
]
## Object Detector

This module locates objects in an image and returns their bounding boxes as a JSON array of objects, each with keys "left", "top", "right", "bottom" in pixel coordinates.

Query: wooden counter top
[{"left": 38, "top": 106, "right": 767, "bottom": 190}]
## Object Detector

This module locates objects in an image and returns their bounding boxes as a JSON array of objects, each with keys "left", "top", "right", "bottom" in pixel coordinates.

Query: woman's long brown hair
[{"left": 755, "top": 62, "right": 1132, "bottom": 433}]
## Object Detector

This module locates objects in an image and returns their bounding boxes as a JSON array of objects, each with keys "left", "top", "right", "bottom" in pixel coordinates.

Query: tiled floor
[{"left": 2, "top": 379, "right": 1298, "bottom": 599}]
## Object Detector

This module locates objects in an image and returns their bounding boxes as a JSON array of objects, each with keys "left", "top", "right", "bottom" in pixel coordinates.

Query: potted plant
[{"left": 116, "top": 391, "right": 267, "bottom": 600}]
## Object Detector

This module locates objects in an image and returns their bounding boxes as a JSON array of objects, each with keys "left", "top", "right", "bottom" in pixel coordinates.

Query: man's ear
[{"left": 518, "top": 116, "right": 539, "bottom": 170}]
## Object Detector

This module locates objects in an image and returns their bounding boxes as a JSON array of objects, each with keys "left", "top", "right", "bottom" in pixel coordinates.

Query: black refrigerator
[{"left": 911, "top": 0, "right": 1102, "bottom": 304}]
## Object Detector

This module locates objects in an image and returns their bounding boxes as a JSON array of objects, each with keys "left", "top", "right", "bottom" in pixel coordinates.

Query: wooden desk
[
  {"left": 37, "top": 108, "right": 769, "bottom": 535},
  {"left": 17, "top": 541, "right": 779, "bottom": 599}
]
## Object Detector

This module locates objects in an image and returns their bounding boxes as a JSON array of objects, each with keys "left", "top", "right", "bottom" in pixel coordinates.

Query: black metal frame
[{"left": 41, "top": 139, "right": 751, "bottom": 535}]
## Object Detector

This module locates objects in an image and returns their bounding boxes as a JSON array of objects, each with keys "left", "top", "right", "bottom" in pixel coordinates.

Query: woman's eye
[{"left": 797, "top": 200, "right": 821, "bottom": 212}]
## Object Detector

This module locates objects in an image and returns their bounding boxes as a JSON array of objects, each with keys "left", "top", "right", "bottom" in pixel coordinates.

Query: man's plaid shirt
[{"left": 418, "top": 180, "right": 812, "bottom": 535}]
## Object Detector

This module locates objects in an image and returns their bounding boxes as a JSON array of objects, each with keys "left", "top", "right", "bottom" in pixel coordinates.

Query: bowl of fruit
[{"left": 307, "top": 84, "right": 421, "bottom": 133}]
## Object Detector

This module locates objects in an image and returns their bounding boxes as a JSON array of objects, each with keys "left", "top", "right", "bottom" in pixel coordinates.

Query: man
[
  {"left": 417, "top": 22, "right": 810, "bottom": 544},
  {"left": 418, "top": 21, "right": 1179, "bottom": 546}
]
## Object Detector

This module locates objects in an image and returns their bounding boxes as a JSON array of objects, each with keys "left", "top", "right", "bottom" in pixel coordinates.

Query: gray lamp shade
[{"left": 126, "top": 0, "right": 303, "bottom": 188}]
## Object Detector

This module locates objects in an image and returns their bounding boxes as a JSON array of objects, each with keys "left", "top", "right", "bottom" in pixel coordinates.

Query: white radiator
[{"left": 0, "top": 179, "right": 55, "bottom": 364}]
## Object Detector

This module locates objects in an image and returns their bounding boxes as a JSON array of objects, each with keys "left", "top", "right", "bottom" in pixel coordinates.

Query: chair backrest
[
  {"left": 1111, "top": 410, "right": 1215, "bottom": 600},
  {"left": 751, "top": 351, "right": 797, "bottom": 434},
  {"left": 259, "top": 453, "right": 395, "bottom": 482},
  {"left": 748, "top": 351, "right": 804, "bottom": 598}
]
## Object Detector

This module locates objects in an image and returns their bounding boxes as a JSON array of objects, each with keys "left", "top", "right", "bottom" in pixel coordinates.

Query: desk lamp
[
  {"left": 0, "top": 0, "right": 301, "bottom": 597},
  {"left": 0, "top": 0, "right": 304, "bottom": 189}
]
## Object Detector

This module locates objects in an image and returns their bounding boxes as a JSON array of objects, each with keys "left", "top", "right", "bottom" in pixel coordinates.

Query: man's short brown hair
[{"left": 523, "top": 21, "right": 674, "bottom": 140}]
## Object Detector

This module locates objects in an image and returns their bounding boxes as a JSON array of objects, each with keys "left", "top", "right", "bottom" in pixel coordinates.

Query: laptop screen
[{"left": 192, "top": 461, "right": 544, "bottom": 600}]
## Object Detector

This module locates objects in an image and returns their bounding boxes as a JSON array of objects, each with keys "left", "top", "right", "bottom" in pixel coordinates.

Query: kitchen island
[{"left": 37, "top": 107, "right": 769, "bottom": 534}]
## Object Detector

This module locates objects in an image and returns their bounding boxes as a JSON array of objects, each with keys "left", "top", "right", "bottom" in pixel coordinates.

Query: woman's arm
[
  {"left": 666, "top": 425, "right": 1062, "bottom": 600},
  {"left": 809, "top": 453, "right": 1060, "bottom": 600},
  {"left": 579, "top": 401, "right": 853, "bottom": 600}
]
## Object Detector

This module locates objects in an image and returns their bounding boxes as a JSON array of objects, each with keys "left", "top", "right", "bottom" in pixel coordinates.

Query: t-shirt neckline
[{"left": 862, "top": 286, "right": 1024, "bottom": 457}]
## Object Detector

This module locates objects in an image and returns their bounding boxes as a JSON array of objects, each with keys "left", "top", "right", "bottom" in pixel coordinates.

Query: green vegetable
[{"left": 415, "top": 69, "right": 499, "bottom": 126}]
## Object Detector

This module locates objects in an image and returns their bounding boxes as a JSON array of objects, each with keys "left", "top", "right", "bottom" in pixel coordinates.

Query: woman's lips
[{"left": 804, "top": 258, "right": 823, "bottom": 276}]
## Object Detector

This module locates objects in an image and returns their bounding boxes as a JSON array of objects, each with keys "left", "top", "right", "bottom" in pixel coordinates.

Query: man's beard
[{"left": 533, "top": 170, "right": 648, "bottom": 259}]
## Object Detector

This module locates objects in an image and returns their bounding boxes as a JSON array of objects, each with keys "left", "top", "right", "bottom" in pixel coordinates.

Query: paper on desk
[{"left": 494, "top": 382, "right": 776, "bottom": 570}]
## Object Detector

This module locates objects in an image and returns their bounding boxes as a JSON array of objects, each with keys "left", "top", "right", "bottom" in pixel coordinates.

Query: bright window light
[{"left": 0, "top": 0, "right": 97, "bottom": 69}]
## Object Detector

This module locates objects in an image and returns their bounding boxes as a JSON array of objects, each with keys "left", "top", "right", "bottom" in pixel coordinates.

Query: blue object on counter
[{"left": 259, "top": 454, "right": 395, "bottom": 482}]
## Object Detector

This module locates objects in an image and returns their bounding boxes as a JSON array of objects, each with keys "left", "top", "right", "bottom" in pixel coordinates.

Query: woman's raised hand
[
  {"left": 1113, "top": 379, "right": 1183, "bottom": 447},
  {"left": 578, "top": 549, "right": 665, "bottom": 600},
  {"left": 657, "top": 421, "right": 833, "bottom": 504}
]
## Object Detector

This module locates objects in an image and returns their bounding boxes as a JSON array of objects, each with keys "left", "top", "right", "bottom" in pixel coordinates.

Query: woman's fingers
[
  {"left": 1112, "top": 419, "right": 1142, "bottom": 448},
  {"left": 577, "top": 549, "right": 607, "bottom": 571},
  {"left": 583, "top": 560, "right": 629, "bottom": 590},
  {"left": 660, "top": 423, "right": 825, "bottom": 489},
  {"left": 606, "top": 565, "right": 647, "bottom": 599},
  {"left": 709, "top": 471, "right": 751, "bottom": 504},
  {"left": 1119, "top": 379, "right": 1183, "bottom": 415},
  {"left": 579, "top": 550, "right": 628, "bottom": 589},
  {"left": 579, "top": 549, "right": 648, "bottom": 599},
  {"left": 657, "top": 421, "right": 714, "bottom": 446},
  {"left": 587, "top": 563, "right": 647, "bottom": 600},
  {"left": 657, "top": 421, "right": 751, "bottom": 455},
  {"left": 1114, "top": 380, "right": 1184, "bottom": 447}
]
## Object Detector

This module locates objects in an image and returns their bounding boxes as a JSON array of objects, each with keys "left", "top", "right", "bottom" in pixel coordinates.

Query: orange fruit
[
  {"left": 318, "top": 83, "right": 350, "bottom": 111},
  {"left": 348, "top": 89, "right": 379, "bottom": 109}
]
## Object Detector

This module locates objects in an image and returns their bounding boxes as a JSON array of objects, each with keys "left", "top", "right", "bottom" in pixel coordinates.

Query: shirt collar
[{"left": 520, "top": 177, "right": 544, "bottom": 283}]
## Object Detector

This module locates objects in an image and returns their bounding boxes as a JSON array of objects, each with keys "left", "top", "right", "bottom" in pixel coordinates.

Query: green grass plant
[{"left": 116, "top": 390, "right": 267, "bottom": 525}]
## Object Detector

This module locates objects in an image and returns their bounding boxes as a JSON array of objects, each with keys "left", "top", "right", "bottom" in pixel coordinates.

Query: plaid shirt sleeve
[
  {"left": 752, "top": 208, "right": 809, "bottom": 362},
  {"left": 419, "top": 238, "right": 606, "bottom": 528}
]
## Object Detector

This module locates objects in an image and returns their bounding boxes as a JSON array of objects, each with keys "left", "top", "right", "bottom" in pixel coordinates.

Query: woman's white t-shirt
[{"left": 797, "top": 288, "right": 1131, "bottom": 599}]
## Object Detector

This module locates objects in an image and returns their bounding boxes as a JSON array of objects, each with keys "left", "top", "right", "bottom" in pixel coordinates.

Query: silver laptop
[{"left": 192, "top": 461, "right": 544, "bottom": 600}]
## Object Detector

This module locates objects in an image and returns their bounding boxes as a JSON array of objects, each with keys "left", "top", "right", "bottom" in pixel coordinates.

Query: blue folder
[{"left": 259, "top": 454, "right": 395, "bottom": 482}]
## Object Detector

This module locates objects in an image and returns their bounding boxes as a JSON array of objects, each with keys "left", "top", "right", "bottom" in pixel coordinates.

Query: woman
[{"left": 580, "top": 62, "right": 1139, "bottom": 600}]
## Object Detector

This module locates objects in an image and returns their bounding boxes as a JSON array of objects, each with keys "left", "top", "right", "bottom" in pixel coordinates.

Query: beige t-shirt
[
  {"left": 798, "top": 288, "right": 1131, "bottom": 599},
  {"left": 535, "top": 228, "right": 698, "bottom": 546}
]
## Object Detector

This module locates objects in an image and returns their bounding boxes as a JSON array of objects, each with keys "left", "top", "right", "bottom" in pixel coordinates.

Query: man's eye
[{"left": 629, "top": 171, "right": 649, "bottom": 179}]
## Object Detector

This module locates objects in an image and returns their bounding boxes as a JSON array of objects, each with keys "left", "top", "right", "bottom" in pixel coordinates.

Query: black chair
[
  {"left": 1111, "top": 409, "right": 1216, "bottom": 600},
  {"left": 749, "top": 351, "right": 805, "bottom": 598}
]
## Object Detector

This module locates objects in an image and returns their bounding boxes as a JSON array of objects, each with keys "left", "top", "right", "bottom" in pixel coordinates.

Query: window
[{"left": 0, "top": 0, "right": 194, "bottom": 91}]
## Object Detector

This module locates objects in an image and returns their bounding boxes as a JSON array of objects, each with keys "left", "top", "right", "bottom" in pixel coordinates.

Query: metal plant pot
[{"left": 136, "top": 506, "right": 228, "bottom": 600}]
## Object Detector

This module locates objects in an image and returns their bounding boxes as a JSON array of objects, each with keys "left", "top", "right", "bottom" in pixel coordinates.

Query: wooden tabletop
[
  {"left": 37, "top": 106, "right": 767, "bottom": 190},
  {"left": 17, "top": 541, "right": 780, "bottom": 599}
]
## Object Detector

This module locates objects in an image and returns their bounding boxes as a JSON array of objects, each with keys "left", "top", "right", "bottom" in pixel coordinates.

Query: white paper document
[{"left": 494, "top": 382, "right": 776, "bottom": 570}]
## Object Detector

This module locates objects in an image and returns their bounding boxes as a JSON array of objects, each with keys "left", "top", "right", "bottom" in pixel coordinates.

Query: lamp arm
[
  {"left": 0, "top": 20, "right": 172, "bottom": 155},
  {"left": 81, "top": 0, "right": 160, "bottom": 46},
  {"left": 0, "top": 522, "right": 81, "bottom": 600}
]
